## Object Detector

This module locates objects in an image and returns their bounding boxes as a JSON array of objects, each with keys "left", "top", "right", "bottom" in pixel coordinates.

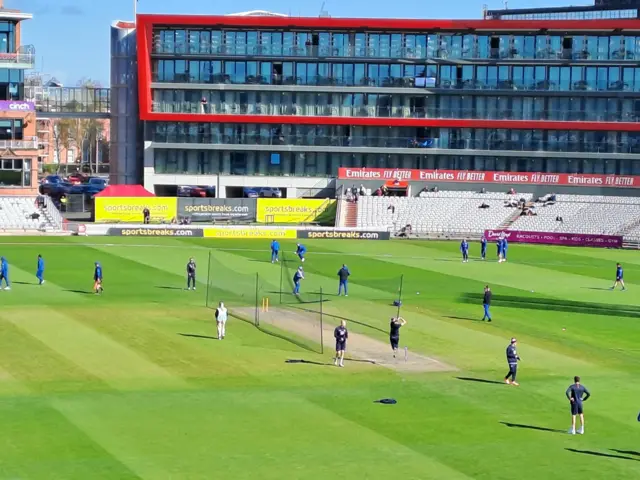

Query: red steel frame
[{"left": 137, "top": 14, "right": 640, "bottom": 132}]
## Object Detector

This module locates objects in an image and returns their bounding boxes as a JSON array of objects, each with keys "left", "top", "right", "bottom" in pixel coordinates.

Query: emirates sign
[{"left": 337, "top": 168, "right": 640, "bottom": 188}]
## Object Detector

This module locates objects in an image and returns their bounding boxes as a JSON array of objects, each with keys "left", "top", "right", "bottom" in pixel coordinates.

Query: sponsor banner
[
  {"left": 178, "top": 198, "right": 256, "bottom": 221},
  {"left": 95, "top": 197, "right": 178, "bottom": 223},
  {"left": 203, "top": 228, "right": 296, "bottom": 239},
  {"left": 256, "top": 199, "right": 337, "bottom": 224},
  {"left": 107, "top": 227, "right": 203, "bottom": 237},
  {"left": 338, "top": 168, "right": 640, "bottom": 188},
  {"left": 484, "top": 229, "right": 622, "bottom": 248},
  {"left": 298, "top": 230, "right": 391, "bottom": 240},
  {"left": 0, "top": 101, "right": 35, "bottom": 112}
]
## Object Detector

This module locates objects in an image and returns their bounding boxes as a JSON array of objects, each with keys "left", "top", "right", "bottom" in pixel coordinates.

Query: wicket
[{"left": 261, "top": 297, "right": 269, "bottom": 313}]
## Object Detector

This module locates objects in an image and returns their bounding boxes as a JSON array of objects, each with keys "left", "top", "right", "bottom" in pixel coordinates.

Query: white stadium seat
[{"left": 0, "top": 197, "right": 61, "bottom": 231}]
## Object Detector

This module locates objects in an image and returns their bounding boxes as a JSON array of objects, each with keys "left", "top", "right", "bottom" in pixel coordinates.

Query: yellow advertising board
[
  {"left": 204, "top": 228, "right": 296, "bottom": 239},
  {"left": 256, "top": 199, "right": 337, "bottom": 224},
  {"left": 95, "top": 197, "right": 178, "bottom": 223}
]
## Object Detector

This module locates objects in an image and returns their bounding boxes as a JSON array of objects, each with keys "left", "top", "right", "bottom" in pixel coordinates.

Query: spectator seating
[
  {"left": 356, "top": 191, "right": 531, "bottom": 234},
  {"left": 0, "top": 197, "right": 61, "bottom": 231},
  {"left": 511, "top": 196, "right": 640, "bottom": 235}
]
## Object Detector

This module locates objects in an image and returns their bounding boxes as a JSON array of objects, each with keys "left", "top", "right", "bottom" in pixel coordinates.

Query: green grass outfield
[{"left": 0, "top": 236, "right": 639, "bottom": 479}]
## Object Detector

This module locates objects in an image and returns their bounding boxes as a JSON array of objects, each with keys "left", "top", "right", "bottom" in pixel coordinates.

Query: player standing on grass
[
  {"left": 460, "top": 239, "right": 469, "bottom": 263},
  {"left": 496, "top": 237, "right": 503, "bottom": 262},
  {"left": 337, "top": 264, "right": 350, "bottom": 296},
  {"left": 482, "top": 285, "right": 492, "bottom": 322},
  {"left": 502, "top": 236, "right": 509, "bottom": 262},
  {"left": 215, "top": 301, "right": 228, "bottom": 340},
  {"left": 270, "top": 239, "right": 280, "bottom": 263},
  {"left": 295, "top": 243, "right": 307, "bottom": 263},
  {"left": 293, "top": 266, "right": 304, "bottom": 296},
  {"left": 611, "top": 263, "right": 626, "bottom": 291},
  {"left": 0, "top": 256, "right": 10, "bottom": 290},
  {"left": 566, "top": 376, "right": 591, "bottom": 435},
  {"left": 186, "top": 258, "right": 197, "bottom": 290},
  {"left": 93, "top": 262, "right": 104, "bottom": 294},
  {"left": 480, "top": 235, "right": 487, "bottom": 260},
  {"left": 504, "top": 337, "right": 520, "bottom": 386},
  {"left": 334, "top": 320, "right": 348, "bottom": 367},
  {"left": 389, "top": 317, "right": 407, "bottom": 357},
  {"left": 36, "top": 254, "right": 45, "bottom": 285}
]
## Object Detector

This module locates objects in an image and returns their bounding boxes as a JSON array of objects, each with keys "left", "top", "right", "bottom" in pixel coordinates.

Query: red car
[{"left": 67, "top": 173, "right": 87, "bottom": 185}]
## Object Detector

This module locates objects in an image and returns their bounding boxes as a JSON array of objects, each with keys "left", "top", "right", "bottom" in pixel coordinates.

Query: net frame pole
[
  {"left": 205, "top": 250, "right": 212, "bottom": 308},
  {"left": 397, "top": 274, "right": 404, "bottom": 318},
  {"left": 319, "top": 287, "right": 324, "bottom": 355},
  {"left": 279, "top": 253, "right": 284, "bottom": 305},
  {"left": 255, "top": 272, "right": 260, "bottom": 326}
]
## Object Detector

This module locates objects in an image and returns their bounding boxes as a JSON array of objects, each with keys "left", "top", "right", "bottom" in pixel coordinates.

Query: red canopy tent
[{"left": 94, "top": 185, "right": 155, "bottom": 197}]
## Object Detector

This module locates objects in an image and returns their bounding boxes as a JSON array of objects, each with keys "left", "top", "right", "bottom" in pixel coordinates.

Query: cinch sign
[
  {"left": 338, "top": 168, "right": 640, "bottom": 189},
  {"left": 0, "top": 101, "right": 35, "bottom": 112}
]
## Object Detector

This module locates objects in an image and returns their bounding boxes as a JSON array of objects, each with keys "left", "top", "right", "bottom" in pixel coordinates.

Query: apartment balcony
[
  {"left": 0, "top": 46, "right": 36, "bottom": 69},
  {"left": 0, "top": 137, "right": 38, "bottom": 150}
]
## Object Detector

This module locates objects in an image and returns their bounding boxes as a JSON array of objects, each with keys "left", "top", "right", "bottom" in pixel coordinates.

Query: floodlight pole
[
  {"left": 320, "top": 287, "right": 324, "bottom": 355},
  {"left": 397, "top": 274, "right": 404, "bottom": 318}
]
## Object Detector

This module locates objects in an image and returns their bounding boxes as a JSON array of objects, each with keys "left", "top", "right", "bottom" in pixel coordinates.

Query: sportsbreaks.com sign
[{"left": 338, "top": 168, "right": 640, "bottom": 188}]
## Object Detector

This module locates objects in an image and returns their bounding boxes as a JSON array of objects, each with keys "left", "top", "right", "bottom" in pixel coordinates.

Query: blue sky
[{"left": 12, "top": 0, "right": 576, "bottom": 86}]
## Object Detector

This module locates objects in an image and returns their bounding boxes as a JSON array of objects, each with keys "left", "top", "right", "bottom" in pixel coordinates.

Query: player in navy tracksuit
[
  {"left": 496, "top": 238, "right": 503, "bottom": 262},
  {"left": 566, "top": 376, "right": 591, "bottom": 435},
  {"left": 295, "top": 243, "right": 307, "bottom": 263},
  {"left": 293, "top": 266, "right": 304, "bottom": 295},
  {"left": 502, "top": 237, "right": 509, "bottom": 262},
  {"left": 0, "top": 256, "right": 9, "bottom": 290},
  {"left": 36, "top": 254, "right": 45, "bottom": 285},
  {"left": 460, "top": 239, "right": 469, "bottom": 263},
  {"left": 611, "top": 263, "right": 626, "bottom": 291},
  {"left": 480, "top": 236, "right": 487, "bottom": 260},
  {"left": 270, "top": 240, "right": 280, "bottom": 263},
  {"left": 93, "top": 262, "right": 104, "bottom": 294},
  {"left": 337, "top": 264, "right": 350, "bottom": 296},
  {"left": 504, "top": 338, "right": 521, "bottom": 385},
  {"left": 186, "top": 258, "right": 196, "bottom": 290}
]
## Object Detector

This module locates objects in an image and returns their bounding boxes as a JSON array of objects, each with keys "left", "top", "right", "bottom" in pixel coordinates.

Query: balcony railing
[
  {"left": 0, "top": 52, "right": 35, "bottom": 67},
  {"left": 149, "top": 132, "right": 640, "bottom": 155},
  {"left": 0, "top": 137, "right": 38, "bottom": 149},
  {"left": 151, "top": 101, "right": 640, "bottom": 123}
]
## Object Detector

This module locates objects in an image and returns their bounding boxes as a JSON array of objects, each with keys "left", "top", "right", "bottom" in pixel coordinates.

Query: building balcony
[
  {"left": 0, "top": 46, "right": 36, "bottom": 69},
  {"left": 150, "top": 101, "right": 640, "bottom": 123},
  {"left": 0, "top": 137, "right": 38, "bottom": 150}
]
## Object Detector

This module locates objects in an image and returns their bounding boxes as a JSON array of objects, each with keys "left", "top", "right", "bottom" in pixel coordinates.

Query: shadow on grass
[
  {"left": 457, "top": 376, "right": 504, "bottom": 385},
  {"left": 582, "top": 287, "right": 613, "bottom": 291},
  {"left": 13, "top": 281, "right": 34, "bottom": 285},
  {"left": 179, "top": 333, "right": 217, "bottom": 341},
  {"left": 566, "top": 448, "right": 639, "bottom": 461},
  {"left": 285, "top": 359, "right": 331, "bottom": 366},
  {"left": 611, "top": 449, "right": 640, "bottom": 457},
  {"left": 444, "top": 315, "right": 484, "bottom": 323},
  {"left": 460, "top": 293, "right": 640, "bottom": 318},
  {"left": 501, "top": 422, "right": 564, "bottom": 433},
  {"left": 156, "top": 286, "right": 185, "bottom": 291},
  {"left": 64, "top": 289, "right": 94, "bottom": 295}
]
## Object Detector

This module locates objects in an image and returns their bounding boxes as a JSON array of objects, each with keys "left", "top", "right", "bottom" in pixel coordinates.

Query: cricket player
[
  {"left": 337, "top": 264, "right": 350, "bottom": 296},
  {"left": 36, "top": 254, "right": 45, "bottom": 285},
  {"left": 566, "top": 376, "right": 591, "bottom": 435},
  {"left": 480, "top": 235, "right": 487, "bottom": 260},
  {"left": 334, "top": 320, "right": 348, "bottom": 367},
  {"left": 186, "top": 258, "right": 197, "bottom": 290},
  {"left": 502, "top": 236, "right": 509, "bottom": 262},
  {"left": 293, "top": 266, "right": 304, "bottom": 295},
  {"left": 270, "top": 240, "right": 280, "bottom": 263},
  {"left": 496, "top": 238, "right": 503, "bottom": 262},
  {"left": 215, "top": 301, "right": 228, "bottom": 340},
  {"left": 0, "top": 256, "right": 9, "bottom": 290},
  {"left": 460, "top": 239, "right": 469, "bottom": 263},
  {"left": 389, "top": 317, "right": 407, "bottom": 357},
  {"left": 504, "top": 337, "right": 520, "bottom": 386},
  {"left": 482, "top": 285, "right": 492, "bottom": 322},
  {"left": 295, "top": 243, "right": 307, "bottom": 263},
  {"left": 93, "top": 262, "right": 103, "bottom": 294},
  {"left": 611, "top": 263, "right": 626, "bottom": 291}
]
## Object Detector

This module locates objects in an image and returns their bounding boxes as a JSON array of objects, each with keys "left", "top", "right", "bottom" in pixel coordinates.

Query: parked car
[
  {"left": 243, "top": 187, "right": 259, "bottom": 198},
  {"left": 259, "top": 187, "right": 282, "bottom": 198},
  {"left": 40, "top": 175, "right": 63, "bottom": 186},
  {"left": 40, "top": 181, "right": 72, "bottom": 196},
  {"left": 178, "top": 185, "right": 215, "bottom": 197},
  {"left": 67, "top": 173, "right": 88, "bottom": 185}
]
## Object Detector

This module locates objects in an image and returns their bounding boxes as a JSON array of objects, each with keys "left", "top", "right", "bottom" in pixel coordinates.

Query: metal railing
[
  {"left": 0, "top": 52, "right": 35, "bottom": 67},
  {"left": 0, "top": 137, "right": 38, "bottom": 149},
  {"left": 151, "top": 101, "right": 640, "bottom": 123},
  {"left": 150, "top": 131, "right": 640, "bottom": 154}
]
